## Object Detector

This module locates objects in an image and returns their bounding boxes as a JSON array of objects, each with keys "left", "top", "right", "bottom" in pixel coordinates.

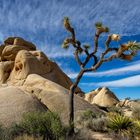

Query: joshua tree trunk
[{"left": 68, "top": 70, "right": 84, "bottom": 135}]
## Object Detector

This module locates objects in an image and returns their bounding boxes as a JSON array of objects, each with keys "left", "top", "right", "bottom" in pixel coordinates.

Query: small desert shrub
[
  {"left": 89, "top": 117, "right": 108, "bottom": 132},
  {"left": 107, "top": 114, "right": 134, "bottom": 137},
  {"left": 0, "top": 124, "right": 4, "bottom": 139},
  {"left": 80, "top": 109, "right": 102, "bottom": 120},
  {"left": 81, "top": 109, "right": 95, "bottom": 120},
  {"left": 20, "top": 111, "right": 64, "bottom": 140},
  {"left": 8, "top": 123, "right": 25, "bottom": 137},
  {"left": 107, "top": 106, "right": 123, "bottom": 115},
  {"left": 14, "top": 134, "right": 42, "bottom": 140},
  {"left": 132, "top": 106, "right": 140, "bottom": 120},
  {"left": 76, "top": 109, "right": 107, "bottom": 132},
  {"left": 0, "top": 112, "right": 65, "bottom": 140},
  {"left": 0, "top": 125, "right": 15, "bottom": 140},
  {"left": 76, "top": 110, "right": 96, "bottom": 127}
]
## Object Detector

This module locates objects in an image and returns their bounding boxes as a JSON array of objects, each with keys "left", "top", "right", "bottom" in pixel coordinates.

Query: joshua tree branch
[
  {"left": 93, "top": 25, "right": 109, "bottom": 52},
  {"left": 74, "top": 49, "right": 83, "bottom": 66},
  {"left": 105, "top": 35, "right": 111, "bottom": 49},
  {"left": 84, "top": 48, "right": 118, "bottom": 72},
  {"left": 94, "top": 28, "right": 105, "bottom": 53}
]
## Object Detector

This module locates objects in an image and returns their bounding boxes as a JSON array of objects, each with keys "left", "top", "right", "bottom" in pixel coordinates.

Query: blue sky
[{"left": 0, "top": 0, "right": 140, "bottom": 99}]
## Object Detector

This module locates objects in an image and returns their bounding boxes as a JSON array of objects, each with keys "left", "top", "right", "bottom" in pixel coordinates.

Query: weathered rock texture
[
  {"left": 85, "top": 90, "right": 98, "bottom": 104},
  {"left": 0, "top": 86, "right": 46, "bottom": 126},
  {"left": 0, "top": 37, "right": 82, "bottom": 95},
  {"left": 22, "top": 74, "right": 104, "bottom": 125}
]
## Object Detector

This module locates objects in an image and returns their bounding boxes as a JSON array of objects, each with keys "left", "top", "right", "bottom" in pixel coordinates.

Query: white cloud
[
  {"left": 1, "top": 0, "right": 140, "bottom": 39},
  {"left": 67, "top": 72, "right": 77, "bottom": 79},
  {"left": 40, "top": 44, "right": 74, "bottom": 58},
  {"left": 81, "top": 75, "right": 140, "bottom": 87},
  {"left": 85, "top": 61, "right": 140, "bottom": 77},
  {"left": 66, "top": 61, "right": 140, "bottom": 78}
]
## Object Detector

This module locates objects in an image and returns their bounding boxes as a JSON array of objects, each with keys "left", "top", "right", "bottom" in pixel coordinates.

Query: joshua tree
[{"left": 62, "top": 17, "right": 140, "bottom": 135}]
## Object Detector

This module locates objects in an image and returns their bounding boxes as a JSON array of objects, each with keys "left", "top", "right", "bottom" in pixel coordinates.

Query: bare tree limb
[
  {"left": 105, "top": 35, "right": 111, "bottom": 49},
  {"left": 74, "top": 49, "right": 83, "bottom": 66}
]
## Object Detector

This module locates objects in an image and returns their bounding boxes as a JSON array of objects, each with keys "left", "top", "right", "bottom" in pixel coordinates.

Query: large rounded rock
[
  {"left": 4, "top": 37, "right": 36, "bottom": 50},
  {"left": 13, "top": 37, "right": 36, "bottom": 50},
  {"left": 1, "top": 45, "right": 33, "bottom": 61},
  {"left": 0, "top": 44, "right": 5, "bottom": 60},
  {"left": 0, "top": 86, "right": 46, "bottom": 127},
  {"left": 7, "top": 49, "right": 83, "bottom": 96},
  {"left": 0, "top": 36, "right": 83, "bottom": 94},
  {"left": 42, "top": 61, "right": 83, "bottom": 96},
  {"left": 22, "top": 74, "right": 104, "bottom": 124},
  {"left": 85, "top": 90, "right": 98, "bottom": 104},
  {"left": 8, "top": 50, "right": 51, "bottom": 84},
  {"left": 4, "top": 37, "right": 16, "bottom": 45},
  {"left": 92, "top": 87, "right": 119, "bottom": 107},
  {"left": 0, "top": 61, "right": 14, "bottom": 83}
]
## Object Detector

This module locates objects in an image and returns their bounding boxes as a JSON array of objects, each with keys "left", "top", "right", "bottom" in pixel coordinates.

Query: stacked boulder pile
[
  {"left": 0, "top": 37, "right": 81, "bottom": 92},
  {"left": 0, "top": 37, "right": 104, "bottom": 127}
]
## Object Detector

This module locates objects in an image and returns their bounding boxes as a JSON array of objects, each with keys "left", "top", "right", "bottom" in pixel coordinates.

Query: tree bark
[{"left": 68, "top": 69, "right": 84, "bottom": 135}]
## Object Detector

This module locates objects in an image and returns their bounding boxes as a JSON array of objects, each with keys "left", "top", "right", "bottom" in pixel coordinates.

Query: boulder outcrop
[
  {"left": 85, "top": 87, "right": 119, "bottom": 107},
  {"left": 0, "top": 37, "right": 105, "bottom": 126},
  {"left": 21, "top": 74, "right": 103, "bottom": 125},
  {"left": 85, "top": 90, "right": 98, "bottom": 104},
  {"left": 0, "top": 37, "right": 83, "bottom": 95}
]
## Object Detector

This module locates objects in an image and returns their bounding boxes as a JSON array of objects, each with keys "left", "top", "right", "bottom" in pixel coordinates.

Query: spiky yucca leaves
[
  {"left": 61, "top": 38, "right": 71, "bottom": 49},
  {"left": 83, "top": 44, "right": 90, "bottom": 50},
  {"left": 107, "top": 114, "right": 134, "bottom": 136},
  {"left": 117, "top": 41, "right": 140, "bottom": 61},
  {"left": 121, "top": 41, "right": 140, "bottom": 53},
  {"left": 63, "top": 17, "right": 71, "bottom": 32},
  {"left": 95, "top": 22, "right": 102, "bottom": 28},
  {"left": 127, "top": 41, "right": 140, "bottom": 52},
  {"left": 95, "top": 22, "right": 109, "bottom": 33}
]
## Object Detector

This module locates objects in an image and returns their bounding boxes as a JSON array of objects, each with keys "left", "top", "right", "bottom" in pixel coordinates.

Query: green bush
[
  {"left": 0, "top": 112, "right": 65, "bottom": 140},
  {"left": 8, "top": 123, "right": 24, "bottom": 137},
  {"left": 0, "top": 125, "right": 14, "bottom": 140},
  {"left": 80, "top": 109, "right": 102, "bottom": 120},
  {"left": 20, "top": 111, "right": 64, "bottom": 140},
  {"left": 107, "top": 114, "right": 134, "bottom": 136}
]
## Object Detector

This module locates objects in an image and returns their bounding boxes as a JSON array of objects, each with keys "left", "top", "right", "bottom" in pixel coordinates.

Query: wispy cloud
[
  {"left": 1, "top": 0, "right": 140, "bottom": 47},
  {"left": 81, "top": 75, "right": 140, "bottom": 87},
  {"left": 67, "top": 61, "right": 140, "bottom": 78},
  {"left": 85, "top": 61, "right": 140, "bottom": 77},
  {"left": 42, "top": 46, "right": 74, "bottom": 58}
]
